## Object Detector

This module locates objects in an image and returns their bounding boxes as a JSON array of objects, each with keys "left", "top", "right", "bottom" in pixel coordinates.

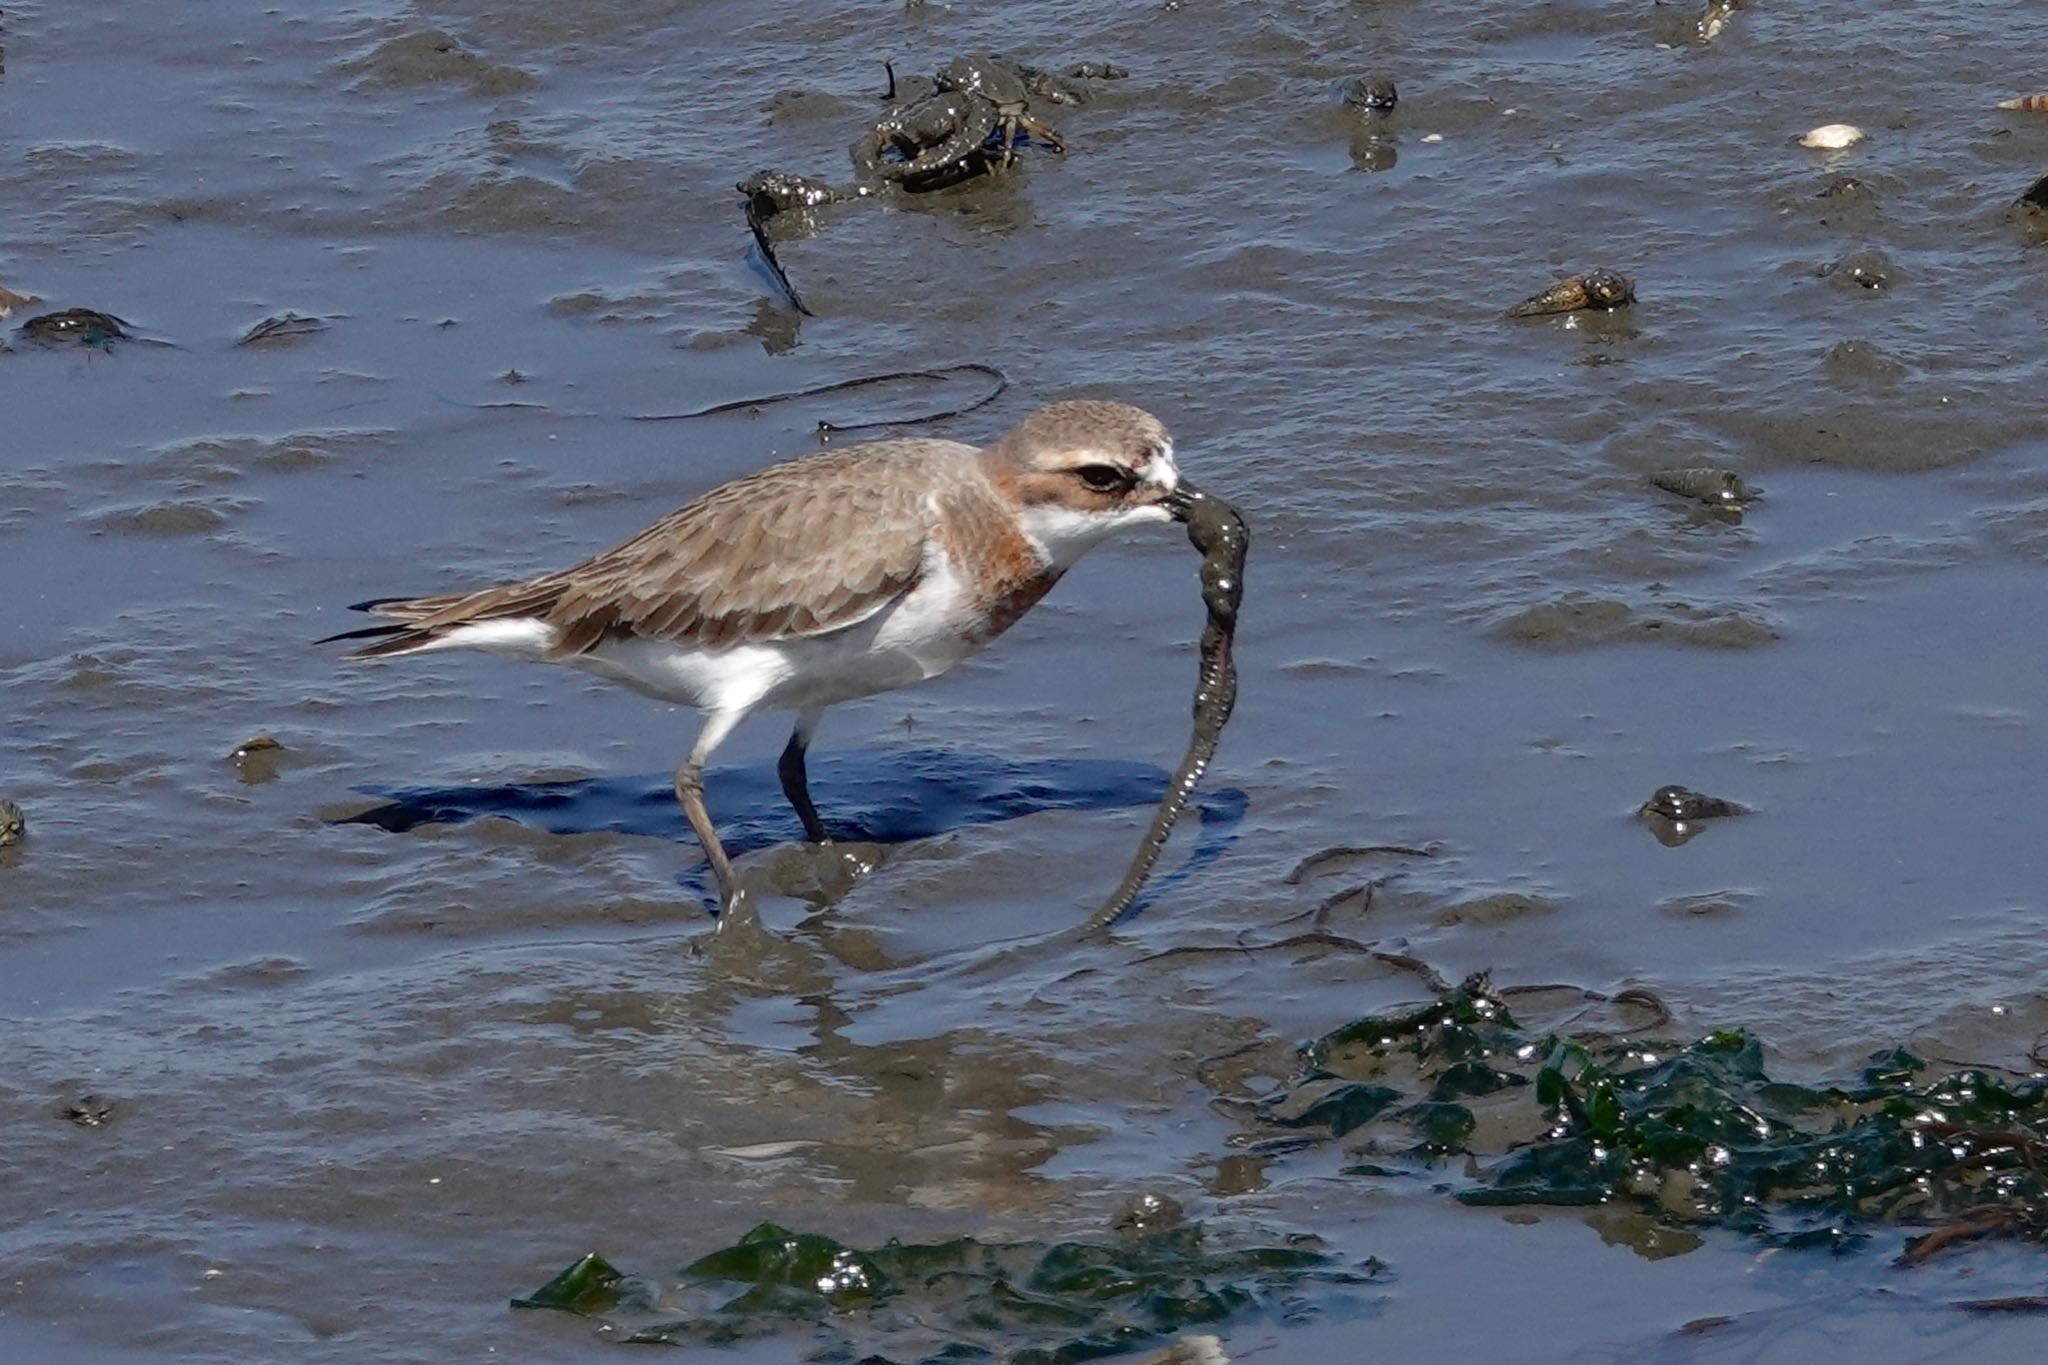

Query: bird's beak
[{"left": 1162, "top": 481, "right": 1202, "bottom": 523}]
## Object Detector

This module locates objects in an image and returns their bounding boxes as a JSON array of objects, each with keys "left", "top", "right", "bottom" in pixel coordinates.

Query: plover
[{"left": 325, "top": 400, "right": 1202, "bottom": 905}]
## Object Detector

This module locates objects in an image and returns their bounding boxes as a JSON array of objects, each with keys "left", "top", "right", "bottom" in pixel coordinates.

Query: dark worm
[{"left": 1081, "top": 488, "right": 1249, "bottom": 933}]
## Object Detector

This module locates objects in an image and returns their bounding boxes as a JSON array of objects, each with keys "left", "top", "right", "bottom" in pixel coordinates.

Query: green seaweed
[
  {"left": 1240, "top": 979, "right": 2048, "bottom": 1253},
  {"left": 510, "top": 1251, "right": 633, "bottom": 1314},
  {"left": 515, "top": 1219, "right": 1376, "bottom": 1359}
]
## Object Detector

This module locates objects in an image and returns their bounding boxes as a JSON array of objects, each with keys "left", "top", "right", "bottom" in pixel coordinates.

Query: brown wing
[{"left": 358, "top": 440, "right": 965, "bottom": 659}]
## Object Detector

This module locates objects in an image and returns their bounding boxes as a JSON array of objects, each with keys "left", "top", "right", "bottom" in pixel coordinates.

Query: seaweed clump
[
  {"left": 1236, "top": 978, "right": 2048, "bottom": 1257},
  {"left": 515, "top": 1219, "right": 1377, "bottom": 1360}
]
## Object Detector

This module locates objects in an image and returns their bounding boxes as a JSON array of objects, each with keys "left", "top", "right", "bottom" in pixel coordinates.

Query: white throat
[{"left": 1015, "top": 501, "right": 1171, "bottom": 570}]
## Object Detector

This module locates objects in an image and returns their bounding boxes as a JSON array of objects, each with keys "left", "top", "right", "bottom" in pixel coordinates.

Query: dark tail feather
[
  {"left": 347, "top": 596, "right": 410, "bottom": 614},
  {"left": 317, "top": 622, "right": 407, "bottom": 646},
  {"left": 317, "top": 621, "right": 440, "bottom": 659}
]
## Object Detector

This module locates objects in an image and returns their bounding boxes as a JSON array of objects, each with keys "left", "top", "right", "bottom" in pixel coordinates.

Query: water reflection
[{"left": 345, "top": 746, "right": 1249, "bottom": 917}]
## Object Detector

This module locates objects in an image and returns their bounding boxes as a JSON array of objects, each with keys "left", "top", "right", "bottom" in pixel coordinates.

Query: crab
[
  {"left": 851, "top": 53, "right": 1069, "bottom": 190},
  {"left": 936, "top": 54, "right": 1067, "bottom": 164}
]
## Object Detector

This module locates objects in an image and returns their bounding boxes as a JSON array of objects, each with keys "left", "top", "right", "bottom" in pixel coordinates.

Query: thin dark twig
[
  {"left": 1896, "top": 1206, "right": 2034, "bottom": 1266},
  {"left": 822, "top": 364, "right": 1009, "bottom": 434},
  {"left": 745, "top": 199, "right": 814, "bottom": 317},
  {"left": 1368, "top": 950, "right": 1453, "bottom": 994},
  {"left": 1283, "top": 843, "right": 1440, "bottom": 885},
  {"left": 1272, "top": 931, "right": 1378, "bottom": 955},
  {"left": 1608, "top": 985, "right": 1674, "bottom": 1031},
  {"left": 1497, "top": 982, "right": 1602, "bottom": 1000},
  {"left": 1134, "top": 942, "right": 1256, "bottom": 966},
  {"left": 1135, "top": 930, "right": 1378, "bottom": 967},
  {"left": 1316, "top": 880, "right": 1375, "bottom": 930},
  {"left": 432, "top": 364, "right": 1009, "bottom": 435},
  {"left": 1909, "top": 1120, "right": 2048, "bottom": 1157},
  {"left": 442, "top": 397, "right": 554, "bottom": 411},
  {"left": 1496, "top": 981, "right": 1675, "bottom": 1037},
  {"left": 631, "top": 362, "right": 1009, "bottom": 431}
]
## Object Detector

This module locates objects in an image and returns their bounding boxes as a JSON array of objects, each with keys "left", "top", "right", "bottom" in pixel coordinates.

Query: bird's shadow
[{"left": 342, "top": 746, "right": 1247, "bottom": 915}]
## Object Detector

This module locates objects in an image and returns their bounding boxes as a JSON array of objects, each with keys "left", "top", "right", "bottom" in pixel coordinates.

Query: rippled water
[{"left": 6, "top": 1, "right": 2048, "bottom": 1360}]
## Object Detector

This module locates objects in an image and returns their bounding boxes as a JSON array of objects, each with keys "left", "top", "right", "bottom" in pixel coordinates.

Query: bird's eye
[{"left": 1075, "top": 464, "right": 1129, "bottom": 493}]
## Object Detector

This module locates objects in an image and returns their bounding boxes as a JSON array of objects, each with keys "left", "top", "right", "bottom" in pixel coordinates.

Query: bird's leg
[
  {"left": 675, "top": 710, "right": 743, "bottom": 907},
  {"left": 778, "top": 705, "right": 830, "bottom": 845}
]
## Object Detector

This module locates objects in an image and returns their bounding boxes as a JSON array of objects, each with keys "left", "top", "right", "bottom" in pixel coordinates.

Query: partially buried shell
[
  {"left": 1649, "top": 467, "right": 1754, "bottom": 507},
  {"left": 20, "top": 307, "right": 131, "bottom": 347},
  {"left": 1507, "top": 269, "right": 1634, "bottom": 318},
  {"left": 1798, "top": 123, "right": 1864, "bottom": 150},
  {"left": 1640, "top": 785, "right": 1744, "bottom": 822}
]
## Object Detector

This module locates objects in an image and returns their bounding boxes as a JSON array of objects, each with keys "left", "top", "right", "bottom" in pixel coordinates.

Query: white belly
[{"left": 558, "top": 554, "right": 988, "bottom": 716}]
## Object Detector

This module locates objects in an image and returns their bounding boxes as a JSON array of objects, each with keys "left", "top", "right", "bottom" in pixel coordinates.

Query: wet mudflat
[{"left": 6, "top": 0, "right": 2048, "bottom": 1360}]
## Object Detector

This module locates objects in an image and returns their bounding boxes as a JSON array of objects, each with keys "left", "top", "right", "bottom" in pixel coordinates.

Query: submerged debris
[
  {"left": 230, "top": 735, "right": 288, "bottom": 784},
  {"left": 1822, "top": 246, "right": 1897, "bottom": 291},
  {"left": 1230, "top": 979, "right": 2048, "bottom": 1257},
  {"left": 0, "top": 798, "right": 23, "bottom": 847},
  {"left": 57, "top": 1093, "right": 117, "bottom": 1127},
  {"left": 1341, "top": 74, "right": 1399, "bottom": 112},
  {"left": 1506, "top": 269, "right": 1635, "bottom": 318},
  {"left": 1068, "top": 60, "right": 1131, "bottom": 83},
  {"left": 516, "top": 1219, "right": 1373, "bottom": 1357},
  {"left": 1142, "top": 1336, "right": 1230, "bottom": 1365},
  {"left": 1824, "top": 337, "right": 1908, "bottom": 385},
  {"left": 1113, "top": 1191, "right": 1188, "bottom": 1236},
  {"left": 236, "top": 312, "right": 329, "bottom": 347},
  {"left": 1696, "top": 0, "right": 1740, "bottom": 42},
  {"left": 2015, "top": 171, "right": 2048, "bottom": 213}
]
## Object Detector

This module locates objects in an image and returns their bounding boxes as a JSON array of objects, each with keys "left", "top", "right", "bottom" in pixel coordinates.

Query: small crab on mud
[{"left": 852, "top": 53, "right": 1098, "bottom": 190}]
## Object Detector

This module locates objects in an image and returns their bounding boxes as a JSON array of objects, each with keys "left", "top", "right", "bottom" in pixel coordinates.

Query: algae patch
[
  {"left": 1234, "top": 979, "right": 2048, "bottom": 1256},
  {"left": 515, "top": 1220, "right": 1377, "bottom": 1359}
]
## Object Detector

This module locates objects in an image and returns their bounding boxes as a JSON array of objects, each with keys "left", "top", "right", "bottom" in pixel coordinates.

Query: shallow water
[{"left": 6, "top": 0, "right": 2048, "bottom": 1359}]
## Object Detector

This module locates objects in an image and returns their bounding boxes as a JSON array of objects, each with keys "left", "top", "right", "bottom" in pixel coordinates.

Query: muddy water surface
[{"left": 6, "top": 1, "right": 2048, "bottom": 1360}]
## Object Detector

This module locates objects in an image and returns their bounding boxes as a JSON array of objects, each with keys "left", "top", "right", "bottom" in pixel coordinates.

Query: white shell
[{"left": 1799, "top": 123, "right": 1865, "bottom": 150}]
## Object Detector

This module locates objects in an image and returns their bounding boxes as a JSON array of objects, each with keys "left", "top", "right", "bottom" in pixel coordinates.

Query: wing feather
[{"left": 363, "top": 440, "right": 968, "bottom": 658}]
